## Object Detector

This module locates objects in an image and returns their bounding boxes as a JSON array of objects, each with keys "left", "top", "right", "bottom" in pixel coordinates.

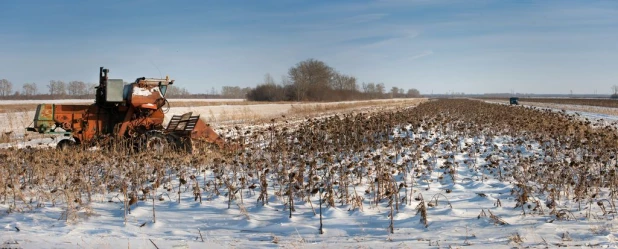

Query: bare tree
[
  {"left": 246, "top": 84, "right": 285, "bottom": 101},
  {"left": 68, "top": 81, "right": 87, "bottom": 95},
  {"left": 264, "top": 73, "right": 276, "bottom": 85},
  {"left": 329, "top": 72, "right": 357, "bottom": 91},
  {"left": 57, "top": 81, "right": 66, "bottom": 96},
  {"left": 221, "top": 86, "right": 251, "bottom": 98},
  {"left": 22, "top": 83, "right": 38, "bottom": 96},
  {"left": 407, "top": 88, "right": 421, "bottom": 97},
  {"left": 167, "top": 85, "right": 180, "bottom": 97},
  {"left": 322, "top": 72, "right": 359, "bottom": 100},
  {"left": 222, "top": 86, "right": 239, "bottom": 98},
  {"left": 390, "top": 87, "right": 399, "bottom": 98},
  {"left": 330, "top": 72, "right": 345, "bottom": 90},
  {"left": 288, "top": 59, "right": 333, "bottom": 101},
  {"left": 344, "top": 76, "right": 358, "bottom": 91},
  {"left": 48, "top": 80, "right": 67, "bottom": 97},
  {"left": 86, "top": 83, "right": 97, "bottom": 95},
  {"left": 47, "top": 80, "right": 57, "bottom": 96},
  {"left": 376, "top": 83, "right": 385, "bottom": 97},
  {"left": 364, "top": 82, "right": 376, "bottom": 94},
  {"left": 166, "top": 85, "right": 190, "bottom": 97},
  {"left": 281, "top": 75, "right": 292, "bottom": 86},
  {"left": 0, "top": 79, "right": 13, "bottom": 97},
  {"left": 22, "top": 83, "right": 30, "bottom": 96}
]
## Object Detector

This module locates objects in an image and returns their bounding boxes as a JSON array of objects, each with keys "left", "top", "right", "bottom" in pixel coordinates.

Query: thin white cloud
[
  {"left": 340, "top": 13, "right": 389, "bottom": 25},
  {"left": 408, "top": 50, "right": 433, "bottom": 60}
]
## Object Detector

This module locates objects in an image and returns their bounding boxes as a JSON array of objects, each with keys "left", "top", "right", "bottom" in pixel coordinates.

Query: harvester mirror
[{"left": 106, "top": 79, "right": 125, "bottom": 103}]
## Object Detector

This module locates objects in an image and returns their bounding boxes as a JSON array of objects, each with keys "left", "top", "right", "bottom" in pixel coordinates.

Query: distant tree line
[
  {"left": 220, "top": 86, "right": 252, "bottom": 99},
  {"left": 0, "top": 79, "right": 101, "bottom": 99},
  {"left": 1, "top": 59, "right": 421, "bottom": 101},
  {"left": 0, "top": 78, "right": 198, "bottom": 100},
  {"left": 0, "top": 80, "right": 93, "bottom": 99},
  {"left": 611, "top": 85, "right": 618, "bottom": 99},
  {"left": 244, "top": 59, "right": 421, "bottom": 102}
]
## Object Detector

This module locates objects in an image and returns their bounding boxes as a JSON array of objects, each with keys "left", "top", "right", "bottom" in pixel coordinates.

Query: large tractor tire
[
  {"left": 165, "top": 134, "right": 193, "bottom": 154},
  {"left": 57, "top": 139, "right": 76, "bottom": 150},
  {"left": 177, "top": 137, "right": 193, "bottom": 154},
  {"left": 143, "top": 132, "right": 168, "bottom": 153}
]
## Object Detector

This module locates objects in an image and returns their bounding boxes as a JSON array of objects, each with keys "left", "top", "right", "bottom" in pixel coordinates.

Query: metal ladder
[{"left": 166, "top": 112, "right": 200, "bottom": 132}]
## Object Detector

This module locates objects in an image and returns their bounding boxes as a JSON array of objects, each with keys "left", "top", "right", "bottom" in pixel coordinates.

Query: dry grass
[
  {"left": 201, "top": 98, "right": 426, "bottom": 125},
  {"left": 0, "top": 133, "right": 11, "bottom": 143},
  {"left": 0, "top": 99, "right": 424, "bottom": 114},
  {"left": 0, "top": 108, "right": 39, "bottom": 143},
  {"left": 168, "top": 100, "right": 268, "bottom": 108},
  {"left": 508, "top": 233, "right": 524, "bottom": 244},
  {"left": 0, "top": 104, "right": 42, "bottom": 114},
  {"left": 287, "top": 99, "right": 425, "bottom": 117},
  {"left": 0, "top": 100, "right": 248, "bottom": 114},
  {"left": 0, "top": 101, "right": 246, "bottom": 114}
]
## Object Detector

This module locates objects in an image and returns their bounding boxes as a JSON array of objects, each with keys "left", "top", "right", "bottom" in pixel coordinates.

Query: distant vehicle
[{"left": 509, "top": 97, "right": 519, "bottom": 105}]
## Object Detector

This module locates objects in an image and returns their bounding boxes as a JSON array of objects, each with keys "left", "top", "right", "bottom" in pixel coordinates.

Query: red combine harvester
[{"left": 26, "top": 67, "right": 224, "bottom": 152}]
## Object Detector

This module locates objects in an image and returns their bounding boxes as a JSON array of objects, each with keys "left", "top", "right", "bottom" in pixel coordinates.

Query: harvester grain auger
[{"left": 26, "top": 67, "right": 226, "bottom": 152}]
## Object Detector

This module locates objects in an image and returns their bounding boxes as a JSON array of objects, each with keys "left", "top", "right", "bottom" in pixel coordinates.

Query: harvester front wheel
[
  {"left": 57, "top": 139, "right": 76, "bottom": 150},
  {"left": 165, "top": 134, "right": 193, "bottom": 154}
]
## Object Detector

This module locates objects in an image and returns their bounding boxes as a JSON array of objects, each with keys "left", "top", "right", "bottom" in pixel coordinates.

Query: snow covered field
[
  {"left": 1, "top": 99, "right": 618, "bottom": 248},
  {"left": 484, "top": 99, "right": 618, "bottom": 128},
  {"left": 5, "top": 151, "right": 607, "bottom": 249}
]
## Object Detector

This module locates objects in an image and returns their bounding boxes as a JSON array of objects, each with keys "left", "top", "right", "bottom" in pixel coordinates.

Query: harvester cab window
[
  {"left": 159, "top": 84, "right": 168, "bottom": 97},
  {"left": 123, "top": 84, "right": 132, "bottom": 101},
  {"left": 106, "top": 79, "right": 125, "bottom": 103}
]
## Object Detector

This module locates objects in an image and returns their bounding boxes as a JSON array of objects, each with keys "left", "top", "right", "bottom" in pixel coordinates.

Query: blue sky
[{"left": 1, "top": 0, "right": 617, "bottom": 95}]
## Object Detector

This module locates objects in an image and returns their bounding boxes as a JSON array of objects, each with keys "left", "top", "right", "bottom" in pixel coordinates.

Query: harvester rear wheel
[{"left": 144, "top": 133, "right": 168, "bottom": 153}]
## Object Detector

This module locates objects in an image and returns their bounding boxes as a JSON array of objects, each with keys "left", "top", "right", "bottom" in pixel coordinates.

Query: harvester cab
[
  {"left": 95, "top": 67, "right": 171, "bottom": 109},
  {"left": 26, "top": 67, "right": 225, "bottom": 152}
]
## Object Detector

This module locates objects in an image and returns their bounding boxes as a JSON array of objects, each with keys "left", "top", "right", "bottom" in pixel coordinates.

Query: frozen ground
[
  {"left": 1, "top": 99, "right": 617, "bottom": 248},
  {"left": 2, "top": 136, "right": 617, "bottom": 248}
]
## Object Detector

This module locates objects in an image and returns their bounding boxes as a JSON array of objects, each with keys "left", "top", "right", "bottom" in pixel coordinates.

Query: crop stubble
[{"left": 1, "top": 99, "right": 617, "bottom": 245}]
